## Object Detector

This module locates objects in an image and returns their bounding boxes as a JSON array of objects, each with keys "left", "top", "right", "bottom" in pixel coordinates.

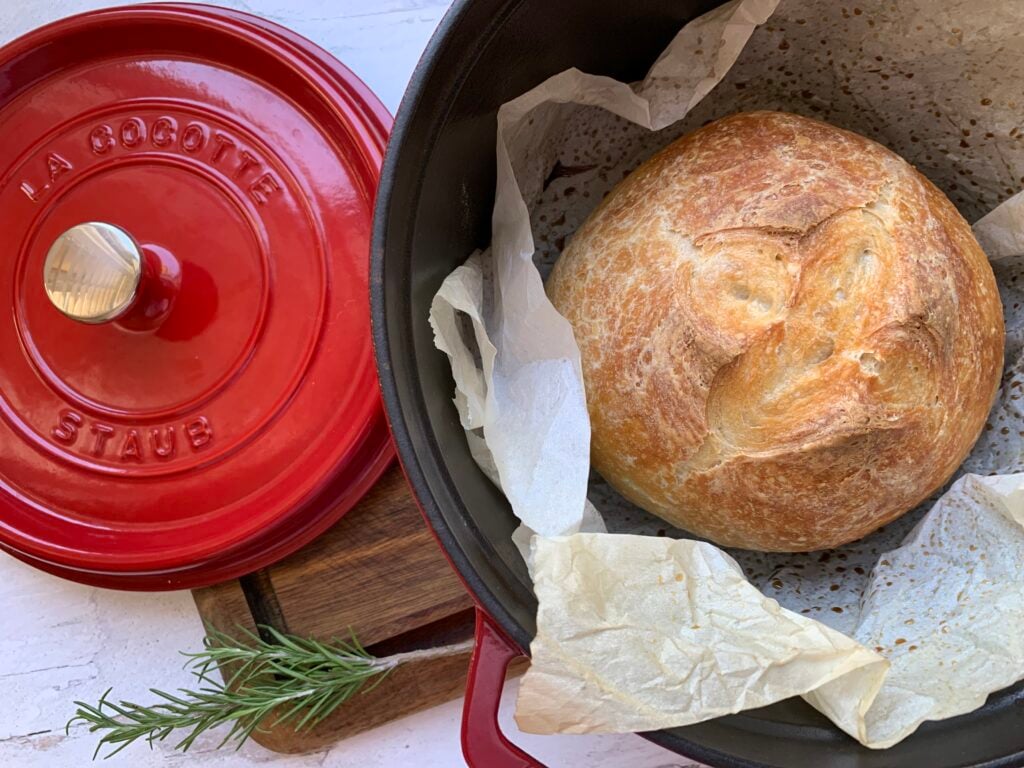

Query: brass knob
[{"left": 43, "top": 222, "right": 143, "bottom": 324}]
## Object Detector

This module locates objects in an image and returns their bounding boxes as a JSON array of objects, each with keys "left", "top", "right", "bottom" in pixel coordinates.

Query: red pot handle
[{"left": 462, "top": 608, "right": 546, "bottom": 768}]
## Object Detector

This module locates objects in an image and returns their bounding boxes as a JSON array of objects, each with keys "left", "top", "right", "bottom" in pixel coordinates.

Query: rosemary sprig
[{"left": 67, "top": 624, "right": 472, "bottom": 759}]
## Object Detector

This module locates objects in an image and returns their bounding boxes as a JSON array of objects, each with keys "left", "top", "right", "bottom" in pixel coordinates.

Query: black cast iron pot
[{"left": 371, "top": 0, "right": 1024, "bottom": 765}]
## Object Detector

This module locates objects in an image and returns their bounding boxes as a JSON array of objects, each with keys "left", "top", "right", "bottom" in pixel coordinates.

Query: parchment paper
[{"left": 429, "top": 0, "right": 1024, "bottom": 750}]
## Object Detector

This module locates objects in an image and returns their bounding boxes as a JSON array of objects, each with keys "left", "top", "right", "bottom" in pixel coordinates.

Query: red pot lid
[{"left": 0, "top": 4, "right": 394, "bottom": 589}]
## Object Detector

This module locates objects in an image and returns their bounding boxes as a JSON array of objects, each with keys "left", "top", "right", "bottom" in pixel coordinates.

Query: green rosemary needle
[{"left": 67, "top": 624, "right": 473, "bottom": 759}]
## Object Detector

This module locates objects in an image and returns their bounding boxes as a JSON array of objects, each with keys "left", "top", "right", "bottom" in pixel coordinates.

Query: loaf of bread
[{"left": 547, "top": 111, "right": 1004, "bottom": 551}]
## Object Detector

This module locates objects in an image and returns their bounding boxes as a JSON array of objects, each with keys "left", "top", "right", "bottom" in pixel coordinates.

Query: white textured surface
[{"left": 0, "top": 1, "right": 688, "bottom": 766}]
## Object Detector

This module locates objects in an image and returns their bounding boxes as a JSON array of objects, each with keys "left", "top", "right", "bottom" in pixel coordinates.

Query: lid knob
[{"left": 43, "top": 222, "right": 143, "bottom": 324}]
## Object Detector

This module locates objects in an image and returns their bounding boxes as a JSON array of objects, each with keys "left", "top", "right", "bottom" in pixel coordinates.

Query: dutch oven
[{"left": 370, "top": 0, "right": 1024, "bottom": 766}]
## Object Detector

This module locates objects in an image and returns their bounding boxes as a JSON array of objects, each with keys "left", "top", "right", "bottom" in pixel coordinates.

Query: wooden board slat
[{"left": 267, "top": 465, "right": 473, "bottom": 644}]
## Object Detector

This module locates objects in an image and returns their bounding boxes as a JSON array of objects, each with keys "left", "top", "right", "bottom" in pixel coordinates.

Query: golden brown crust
[{"left": 547, "top": 111, "right": 1004, "bottom": 552}]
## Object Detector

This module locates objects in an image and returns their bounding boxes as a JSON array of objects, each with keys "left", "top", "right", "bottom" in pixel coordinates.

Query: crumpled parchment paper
[
  {"left": 516, "top": 533, "right": 889, "bottom": 735},
  {"left": 428, "top": 0, "right": 1024, "bottom": 750}
]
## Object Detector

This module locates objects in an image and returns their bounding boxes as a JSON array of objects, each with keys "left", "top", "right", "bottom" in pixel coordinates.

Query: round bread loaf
[{"left": 547, "top": 111, "right": 1004, "bottom": 552}]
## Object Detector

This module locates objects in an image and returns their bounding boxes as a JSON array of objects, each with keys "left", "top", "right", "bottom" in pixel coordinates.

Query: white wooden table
[{"left": 0, "top": 2, "right": 697, "bottom": 766}]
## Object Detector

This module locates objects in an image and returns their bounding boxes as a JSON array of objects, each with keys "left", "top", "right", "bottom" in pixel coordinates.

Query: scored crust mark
[
  {"left": 546, "top": 111, "right": 1004, "bottom": 552},
  {"left": 709, "top": 187, "right": 917, "bottom": 450}
]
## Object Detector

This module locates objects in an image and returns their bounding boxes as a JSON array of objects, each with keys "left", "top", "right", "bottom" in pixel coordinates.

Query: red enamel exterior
[
  {"left": 463, "top": 609, "right": 543, "bottom": 767},
  {"left": 0, "top": 4, "right": 394, "bottom": 589}
]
